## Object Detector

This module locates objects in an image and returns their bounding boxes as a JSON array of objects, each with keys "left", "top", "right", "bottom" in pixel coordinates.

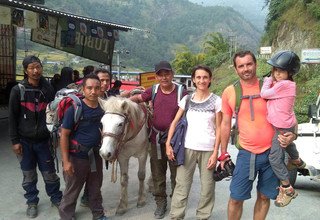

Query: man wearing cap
[
  {"left": 130, "top": 61, "right": 187, "bottom": 219},
  {"left": 9, "top": 55, "right": 62, "bottom": 218}
]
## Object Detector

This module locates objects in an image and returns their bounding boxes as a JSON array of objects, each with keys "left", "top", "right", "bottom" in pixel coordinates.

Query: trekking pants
[
  {"left": 18, "top": 138, "right": 62, "bottom": 205},
  {"left": 150, "top": 143, "right": 177, "bottom": 205}
]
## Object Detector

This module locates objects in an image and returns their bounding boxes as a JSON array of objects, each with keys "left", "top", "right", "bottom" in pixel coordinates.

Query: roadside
[{"left": 1, "top": 117, "right": 320, "bottom": 220}]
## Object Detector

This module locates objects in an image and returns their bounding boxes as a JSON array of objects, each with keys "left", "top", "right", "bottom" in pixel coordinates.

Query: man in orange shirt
[{"left": 219, "top": 51, "right": 297, "bottom": 220}]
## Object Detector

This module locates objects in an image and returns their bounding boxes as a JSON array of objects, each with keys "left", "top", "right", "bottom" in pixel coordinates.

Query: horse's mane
[{"left": 100, "top": 96, "right": 143, "bottom": 128}]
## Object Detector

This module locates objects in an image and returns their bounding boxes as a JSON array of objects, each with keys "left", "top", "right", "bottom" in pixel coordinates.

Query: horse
[{"left": 99, "top": 96, "right": 149, "bottom": 215}]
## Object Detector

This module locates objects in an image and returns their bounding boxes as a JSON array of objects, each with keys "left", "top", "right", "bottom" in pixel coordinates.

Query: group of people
[{"left": 9, "top": 49, "right": 304, "bottom": 220}]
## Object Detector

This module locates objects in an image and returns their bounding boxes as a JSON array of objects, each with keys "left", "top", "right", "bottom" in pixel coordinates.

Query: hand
[
  {"left": 12, "top": 143, "right": 23, "bottom": 155},
  {"left": 207, "top": 152, "right": 218, "bottom": 169},
  {"left": 63, "top": 161, "right": 74, "bottom": 176},
  {"left": 278, "top": 131, "right": 296, "bottom": 147},
  {"left": 166, "top": 143, "right": 175, "bottom": 161}
]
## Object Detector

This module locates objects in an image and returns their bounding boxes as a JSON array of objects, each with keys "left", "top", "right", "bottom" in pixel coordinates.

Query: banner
[
  {"left": 0, "top": 6, "right": 11, "bottom": 25},
  {"left": 31, "top": 16, "right": 115, "bottom": 65},
  {"left": 25, "top": 10, "right": 38, "bottom": 29},
  {"left": 11, "top": 9, "right": 24, "bottom": 27},
  {"left": 31, "top": 16, "right": 58, "bottom": 47}
]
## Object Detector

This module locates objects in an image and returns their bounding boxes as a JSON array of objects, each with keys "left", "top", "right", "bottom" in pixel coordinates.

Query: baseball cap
[
  {"left": 155, "top": 61, "right": 172, "bottom": 74},
  {"left": 22, "top": 55, "right": 42, "bottom": 69}
]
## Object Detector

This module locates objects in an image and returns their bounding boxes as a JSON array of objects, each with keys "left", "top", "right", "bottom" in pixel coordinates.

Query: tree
[
  {"left": 202, "top": 32, "right": 229, "bottom": 56},
  {"left": 172, "top": 45, "right": 205, "bottom": 74},
  {"left": 202, "top": 32, "right": 229, "bottom": 68}
]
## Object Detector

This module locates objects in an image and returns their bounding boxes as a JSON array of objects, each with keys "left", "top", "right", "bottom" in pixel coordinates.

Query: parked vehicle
[{"left": 289, "top": 94, "right": 320, "bottom": 185}]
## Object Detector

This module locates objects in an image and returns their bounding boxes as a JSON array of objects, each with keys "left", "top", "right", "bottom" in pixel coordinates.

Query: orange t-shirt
[{"left": 222, "top": 79, "right": 274, "bottom": 154}]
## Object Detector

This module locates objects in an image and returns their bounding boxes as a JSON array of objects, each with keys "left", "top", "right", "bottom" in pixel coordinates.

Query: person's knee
[
  {"left": 257, "top": 192, "right": 270, "bottom": 202},
  {"left": 229, "top": 197, "right": 243, "bottom": 207}
]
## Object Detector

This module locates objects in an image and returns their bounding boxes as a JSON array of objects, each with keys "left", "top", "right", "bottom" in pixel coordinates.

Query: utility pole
[{"left": 113, "top": 49, "right": 129, "bottom": 80}]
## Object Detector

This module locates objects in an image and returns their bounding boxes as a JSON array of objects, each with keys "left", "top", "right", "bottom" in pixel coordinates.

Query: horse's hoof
[
  {"left": 116, "top": 208, "right": 127, "bottom": 215},
  {"left": 137, "top": 201, "right": 146, "bottom": 208},
  {"left": 116, "top": 207, "right": 127, "bottom": 215}
]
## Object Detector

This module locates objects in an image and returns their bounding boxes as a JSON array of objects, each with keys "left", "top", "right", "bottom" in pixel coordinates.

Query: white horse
[{"left": 99, "top": 96, "right": 149, "bottom": 215}]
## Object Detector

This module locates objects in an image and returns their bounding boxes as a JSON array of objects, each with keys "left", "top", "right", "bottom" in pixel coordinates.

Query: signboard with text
[
  {"left": 31, "top": 16, "right": 116, "bottom": 65},
  {"left": 260, "top": 46, "right": 272, "bottom": 55},
  {"left": 140, "top": 71, "right": 157, "bottom": 89},
  {"left": 301, "top": 49, "right": 320, "bottom": 64}
]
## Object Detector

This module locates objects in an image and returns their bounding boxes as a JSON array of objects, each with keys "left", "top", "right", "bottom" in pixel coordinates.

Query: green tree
[
  {"left": 202, "top": 32, "right": 229, "bottom": 68},
  {"left": 172, "top": 45, "right": 205, "bottom": 74}
]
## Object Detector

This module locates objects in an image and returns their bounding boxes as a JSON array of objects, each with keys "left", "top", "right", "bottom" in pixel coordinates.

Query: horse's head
[{"left": 99, "top": 97, "right": 131, "bottom": 161}]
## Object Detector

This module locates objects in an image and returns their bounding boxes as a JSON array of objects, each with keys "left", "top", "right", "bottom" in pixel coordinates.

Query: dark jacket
[
  {"left": 171, "top": 117, "right": 188, "bottom": 166},
  {"left": 9, "top": 76, "right": 55, "bottom": 145}
]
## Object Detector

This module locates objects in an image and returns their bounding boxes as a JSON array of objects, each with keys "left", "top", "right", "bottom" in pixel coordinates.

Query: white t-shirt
[{"left": 179, "top": 93, "right": 222, "bottom": 151}]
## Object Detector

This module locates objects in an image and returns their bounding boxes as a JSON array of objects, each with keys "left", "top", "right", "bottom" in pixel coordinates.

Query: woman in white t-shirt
[{"left": 166, "top": 65, "right": 222, "bottom": 219}]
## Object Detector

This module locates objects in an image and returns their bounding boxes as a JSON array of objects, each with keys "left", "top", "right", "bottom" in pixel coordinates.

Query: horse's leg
[
  {"left": 116, "top": 159, "right": 129, "bottom": 215},
  {"left": 137, "top": 147, "right": 148, "bottom": 208}
]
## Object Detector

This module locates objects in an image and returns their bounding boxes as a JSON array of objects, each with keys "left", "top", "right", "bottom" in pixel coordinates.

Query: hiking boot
[
  {"left": 80, "top": 195, "right": 89, "bottom": 207},
  {"left": 94, "top": 215, "right": 109, "bottom": 220},
  {"left": 287, "top": 158, "right": 306, "bottom": 171},
  {"left": 275, "top": 185, "right": 298, "bottom": 207},
  {"left": 26, "top": 204, "right": 38, "bottom": 218},
  {"left": 154, "top": 202, "right": 167, "bottom": 219}
]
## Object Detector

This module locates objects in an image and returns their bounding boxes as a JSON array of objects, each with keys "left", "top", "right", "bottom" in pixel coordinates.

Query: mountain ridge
[{"left": 43, "top": 0, "right": 261, "bottom": 69}]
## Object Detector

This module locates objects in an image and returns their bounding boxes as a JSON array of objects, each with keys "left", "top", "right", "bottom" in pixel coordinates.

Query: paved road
[{"left": 1, "top": 115, "right": 320, "bottom": 220}]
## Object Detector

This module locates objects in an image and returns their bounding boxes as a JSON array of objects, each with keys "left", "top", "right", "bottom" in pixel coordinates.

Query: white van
[{"left": 289, "top": 94, "right": 320, "bottom": 185}]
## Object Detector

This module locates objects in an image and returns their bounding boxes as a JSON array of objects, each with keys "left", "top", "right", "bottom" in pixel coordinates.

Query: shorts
[{"left": 230, "top": 149, "right": 279, "bottom": 201}]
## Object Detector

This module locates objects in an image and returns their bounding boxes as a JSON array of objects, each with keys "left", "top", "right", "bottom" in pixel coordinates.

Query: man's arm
[
  {"left": 129, "top": 94, "right": 143, "bottom": 103},
  {"left": 60, "top": 128, "right": 74, "bottom": 176},
  {"left": 219, "top": 112, "right": 232, "bottom": 168},
  {"left": 8, "top": 86, "right": 21, "bottom": 153},
  {"left": 221, "top": 113, "right": 232, "bottom": 154}
]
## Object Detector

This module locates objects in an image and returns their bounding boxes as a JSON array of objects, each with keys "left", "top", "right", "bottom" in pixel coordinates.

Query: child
[{"left": 260, "top": 50, "right": 305, "bottom": 207}]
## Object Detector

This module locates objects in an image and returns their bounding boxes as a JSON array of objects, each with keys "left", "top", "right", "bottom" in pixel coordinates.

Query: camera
[{"left": 213, "top": 159, "right": 235, "bottom": 181}]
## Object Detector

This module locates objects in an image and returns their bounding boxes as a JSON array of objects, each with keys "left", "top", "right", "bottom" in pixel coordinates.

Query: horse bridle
[
  {"left": 101, "top": 106, "right": 147, "bottom": 160},
  {"left": 101, "top": 112, "right": 129, "bottom": 160}
]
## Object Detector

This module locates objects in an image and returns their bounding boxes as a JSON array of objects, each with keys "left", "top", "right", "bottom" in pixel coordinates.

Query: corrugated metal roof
[{"left": 0, "top": 0, "right": 149, "bottom": 32}]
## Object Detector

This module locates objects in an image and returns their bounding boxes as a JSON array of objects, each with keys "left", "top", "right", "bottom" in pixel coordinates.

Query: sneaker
[
  {"left": 154, "top": 203, "right": 167, "bottom": 219},
  {"left": 287, "top": 158, "right": 306, "bottom": 171},
  {"left": 26, "top": 204, "right": 38, "bottom": 218},
  {"left": 80, "top": 195, "right": 89, "bottom": 207},
  {"left": 275, "top": 185, "right": 298, "bottom": 207}
]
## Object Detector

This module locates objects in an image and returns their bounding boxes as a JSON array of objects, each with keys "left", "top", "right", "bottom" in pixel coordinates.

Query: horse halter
[{"left": 101, "top": 112, "right": 129, "bottom": 159}]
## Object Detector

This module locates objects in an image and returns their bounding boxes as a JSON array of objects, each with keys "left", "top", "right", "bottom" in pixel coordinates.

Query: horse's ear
[
  {"left": 120, "top": 100, "right": 129, "bottom": 113},
  {"left": 98, "top": 97, "right": 107, "bottom": 111}
]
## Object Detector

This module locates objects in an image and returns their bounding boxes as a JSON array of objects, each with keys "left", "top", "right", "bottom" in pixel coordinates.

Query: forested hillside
[
  {"left": 189, "top": 0, "right": 268, "bottom": 31},
  {"left": 41, "top": 0, "right": 260, "bottom": 69}
]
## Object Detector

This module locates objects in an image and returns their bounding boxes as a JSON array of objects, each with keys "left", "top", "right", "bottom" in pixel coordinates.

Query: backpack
[
  {"left": 46, "top": 88, "right": 83, "bottom": 134},
  {"left": 231, "top": 79, "right": 263, "bottom": 149},
  {"left": 151, "top": 82, "right": 184, "bottom": 105}
]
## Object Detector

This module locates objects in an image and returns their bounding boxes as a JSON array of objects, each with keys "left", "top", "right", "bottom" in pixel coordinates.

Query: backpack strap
[
  {"left": 18, "top": 83, "right": 25, "bottom": 102},
  {"left": 176, "top": 83, "right": 184, "bottom": 104},
  {"left": 67, "top": 93, "right": 83, "bottom": 125},
  {"left": 152, "top": 82, "right": 184, "bottom": 105},
  {"left": 232, "top": 78, "right": 263, "bottom": 149},
  {"left": 151, "top": 83, "right": 160, "bottom": 105}
]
